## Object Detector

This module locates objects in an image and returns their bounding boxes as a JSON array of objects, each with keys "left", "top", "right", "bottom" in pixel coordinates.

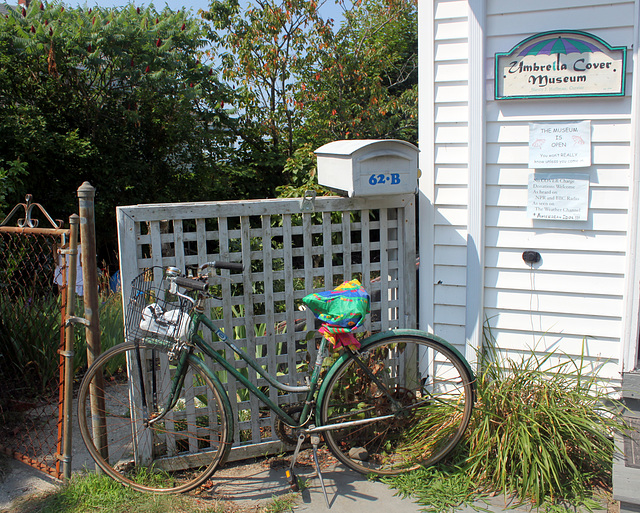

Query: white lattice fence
[{"left": 117, "top": 194, "right": 417, "bottom": 458}]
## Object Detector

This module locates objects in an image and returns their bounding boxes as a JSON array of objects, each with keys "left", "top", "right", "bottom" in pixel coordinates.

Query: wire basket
[{"left": 125, "top": 269, "right": 192, "bottom": 344}]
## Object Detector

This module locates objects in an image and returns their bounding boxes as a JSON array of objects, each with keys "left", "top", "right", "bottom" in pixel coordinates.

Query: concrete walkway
[{"left": 0, "top": 452, "right": 612, "bottom": 513}]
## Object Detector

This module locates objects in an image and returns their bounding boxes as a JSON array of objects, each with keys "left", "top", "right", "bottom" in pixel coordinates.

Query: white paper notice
[
  {"left": 527, "top": 173, "right": 590, "bottom": 221},
  {"left": 529, "top": 121, "right": 591, "bottom": 168}
]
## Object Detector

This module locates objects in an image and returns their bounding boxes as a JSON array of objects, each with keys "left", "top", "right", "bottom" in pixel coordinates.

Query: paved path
[{"left": 0, "top": 453, "right": 612, "bottom": 513}]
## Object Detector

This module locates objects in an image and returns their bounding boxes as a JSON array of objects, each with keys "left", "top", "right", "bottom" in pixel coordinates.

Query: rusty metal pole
[
  {"left": 77, "top": 182, "right": 108, "bottom": 464},
  {"left": 61, "top": 214, "right": 79, "bottom": 480}
]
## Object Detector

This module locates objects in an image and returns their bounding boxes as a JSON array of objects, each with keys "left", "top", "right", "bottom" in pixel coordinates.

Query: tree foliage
[
  {"left": 1, "top": 0, "right": 419, "bottom": 260},
  {"left": 0, "top": 1, "right": 236, "bottom": 262},
  {"left": 204, "top": 0, "right": 418, "bottom": 193},
  {"left": 297, "top": 0, "right": 418, "bottom": 146}
]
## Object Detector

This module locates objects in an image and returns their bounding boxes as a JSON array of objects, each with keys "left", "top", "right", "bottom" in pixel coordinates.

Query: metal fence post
[
  {"left": 77, "top": 182, "right": 108, "bottom": 463},
  {"left": 62, "top": 214, "right": 79, "bottom": 480}
]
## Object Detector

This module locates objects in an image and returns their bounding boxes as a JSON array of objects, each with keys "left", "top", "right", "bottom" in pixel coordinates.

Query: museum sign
[{"left": 495, "top": 30, "right": 626, "bottom": 100}]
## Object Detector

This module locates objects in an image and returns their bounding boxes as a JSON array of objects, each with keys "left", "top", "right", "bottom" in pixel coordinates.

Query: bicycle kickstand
[
  {"left": 310, "top": 430, "right": 331, "bottom": 508},
  {"left": 285, "top": 429, "right": 331, "bottom": 508}
]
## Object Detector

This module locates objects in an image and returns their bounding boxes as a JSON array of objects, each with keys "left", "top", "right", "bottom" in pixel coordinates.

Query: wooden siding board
[
  {"left": 485, "top": 247, "right": 626, "bottom": 274},
  {"left": 435, "top": 104, "right": 470, "bottom": 123},
  {"left": 435, "top": 41, "right": 469, "bottom": 61},
  {"left": 435, "top": 304, "right": 466, "bottom": 325},
  {"left": 486, "top": 228, "right": 628, "bottom": 253},
  {"left": 435, "top": 207, "right": 469, "bottom": 226},
  {"left": 485, "top": 186, "right": 630, "bottom": 211},
  {"left": 486, "top": 98, "right": 634, "bottom": 122},
  {"left": 486, "top": 4, "right": 635, "bottom": 37},
  {"left": 435, "top": 0, "right": 470, "bottom": 19},
  {"left": 435, "top": 63, "right": 470, "bottom": 82},
  {"left": 486, "top": 208, "right": 630, "bottom": 231},
  {"left": 435, "top": 167, "right": 469, "bottom": 185},
  {"left": 432, "top": 324, "right": 466, "bottom": 351},
  {"left": 485, "top": 268, "right": 625, "bottom": 296},
  {"left": 486, "top": 166, "right": 632, "bottom": 187},
  {"left": 435, "top": 185, "right": 468, "bottom": 205},
  {"left": 486, "top": 0, "right": 632, "bottom": 16},
  {"left": 435, "top": 85, "right": 470, "bottom": 103},
  {"left": 482, "top": 329, "right": 621, "bottom": 355},
  {"left": 435, "top": 245, "right": 467, "bottom": 266},
  {"left": 435, "top": 225, "right": 468, "bottom": 245},
  {"left": 484, "top": 121, "right": 632, "bottom": 146},
  {"left": 485, "top": 308, "right": 622, "bottom": 338},
  {"left": 435, "top": 20, "right": 469, "bottom": 40},
  {"left": 435, "top": 265, "right": 468, "bottom": 287},
  {"left": 435, "top": 124, "right": 469, "bottom": 143},
  {"left": 485, "top": 289, "right": 624, "bottom": 318},
  {"left": 435, "top": 284, "right": 468, "bottom": 306}
]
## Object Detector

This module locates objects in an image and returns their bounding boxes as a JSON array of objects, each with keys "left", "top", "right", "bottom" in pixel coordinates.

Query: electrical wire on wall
[{"left": 523, "top": 251, "right": 542, "bottom": 346}]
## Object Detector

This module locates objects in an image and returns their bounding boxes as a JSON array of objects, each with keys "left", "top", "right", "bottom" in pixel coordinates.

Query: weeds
[
  {"left": 381, "top": 465, "right": 477, "bottom": 513},
  {"left": 383, "top": 326, "right": 625, "bottom": 512},
  {"left": 261, "top": 492, "right": 299, "bottom": 513}
]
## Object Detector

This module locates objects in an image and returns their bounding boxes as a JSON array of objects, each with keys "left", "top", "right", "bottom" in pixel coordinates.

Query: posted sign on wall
[
  {"left": 529, "top": 121, "right": 591, "bottom": 168},
  {"left": 527, "top": 173, "right": 590, "bottom": 221},
  {"left": 495, "top": 30, "right": 626, "bottom": 100}
]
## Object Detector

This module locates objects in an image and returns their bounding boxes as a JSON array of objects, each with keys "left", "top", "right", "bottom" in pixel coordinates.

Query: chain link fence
[{"left": 0, "top": 229, "right": 69, "bottom": 479}]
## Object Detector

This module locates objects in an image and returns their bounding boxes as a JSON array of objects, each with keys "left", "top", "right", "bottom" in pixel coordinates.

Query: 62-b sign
[{"left": 368, "top": 173, "right": 401, "bottom": 186}]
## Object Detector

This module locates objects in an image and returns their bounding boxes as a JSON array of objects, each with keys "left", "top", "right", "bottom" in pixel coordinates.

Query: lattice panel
[{"left": 118, "top": 195, "right": 416, "bottom": 454}]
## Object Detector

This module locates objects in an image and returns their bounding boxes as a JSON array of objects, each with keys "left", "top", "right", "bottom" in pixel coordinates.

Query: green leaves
[
  {"left": 461, "top": 329, "right": 625, "bottom": 507},
  {"left": 297, "top": 0, "right": 418, "bottom": 146},
  {"left": 0, "top": 1, "right": 239, "bottom": 259}
]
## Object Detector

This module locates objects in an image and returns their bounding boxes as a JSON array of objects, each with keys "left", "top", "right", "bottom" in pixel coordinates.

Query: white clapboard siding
[
  {"left": 485, "top": 247, "right": 626, "bottom": 274},
  {"left": 425, "top": 0, "right": 472, "bottom": 344},
  {"left": 486, "top": 165, "right": 631, "bottom": 187},
  {"left": 485, "top": 268, "right": 625, "bottom": 297},
  {"left": 485, "top": 288, "right": 624, "bottom": 318},
  {"left": 421, "top": 0, "right": 637, "bottom": 383},
  {"left": 117, "top": 195, "right": 417, "bottom": 461}
]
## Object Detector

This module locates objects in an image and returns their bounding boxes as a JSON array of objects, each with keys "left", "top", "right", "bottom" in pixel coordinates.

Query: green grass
[
  {"left": 382, "top": 327, "right": 625, "bottom": 512},
  {"left": 5, "top": 471, "right": 301, "bottom": 513},
  {"left": 261, "top": 492, "right": 299, "bottom": 513},
  {"left": 381, "top": 465, "right": 478, "bottom": 513}
]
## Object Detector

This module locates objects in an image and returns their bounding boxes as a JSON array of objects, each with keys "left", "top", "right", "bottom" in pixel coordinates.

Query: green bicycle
[{"left": 78, "top": 262, "right": 475, "bottom": 496}]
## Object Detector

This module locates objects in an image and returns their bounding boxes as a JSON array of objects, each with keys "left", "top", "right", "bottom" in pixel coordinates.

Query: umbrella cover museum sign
[{"left": 495, "top": 31, "right": 626, "bottom": 100}]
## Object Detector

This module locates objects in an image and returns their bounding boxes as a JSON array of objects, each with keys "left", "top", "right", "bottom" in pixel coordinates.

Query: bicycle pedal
[{"left": 285, "top": 469, "right": 299, "bottom": 491}]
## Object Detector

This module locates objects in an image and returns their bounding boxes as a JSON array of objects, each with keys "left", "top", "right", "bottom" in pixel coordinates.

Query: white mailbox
[{"left": 315, "top": 139, "right": 419, "bottom": 197}]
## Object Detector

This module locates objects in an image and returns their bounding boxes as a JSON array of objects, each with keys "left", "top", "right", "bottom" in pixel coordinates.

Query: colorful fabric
[
  {"left": 303, "top": 279, "right": 370, "bottom": 350},
  {"left": 318, "top": 324, "right": 361, "bottom": 350}
]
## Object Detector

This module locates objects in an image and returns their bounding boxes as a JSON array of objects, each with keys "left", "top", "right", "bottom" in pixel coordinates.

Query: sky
[{"left": 67, "top": 0, "right": 347, "bottom": 26}]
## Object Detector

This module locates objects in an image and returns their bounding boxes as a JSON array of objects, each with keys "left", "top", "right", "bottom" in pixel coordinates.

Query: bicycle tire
[
  {"left": 78, "top": 340, "right": 231, "bottom": 493},
  {"left": 319, "top": 333, "right": 474, "bottom": 475}
]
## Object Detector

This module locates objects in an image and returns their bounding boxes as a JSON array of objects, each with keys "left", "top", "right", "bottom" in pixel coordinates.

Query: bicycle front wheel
[
  {"left": 78, "top": 341, "right": 231, "bottom": 493},
  {"left": 319, "top": 334, "right": 474, "bottom": 475}
]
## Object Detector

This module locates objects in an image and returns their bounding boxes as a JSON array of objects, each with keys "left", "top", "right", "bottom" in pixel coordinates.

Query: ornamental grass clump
[{"left": 464, "top": 335, "right": 624, "bottom": 507}]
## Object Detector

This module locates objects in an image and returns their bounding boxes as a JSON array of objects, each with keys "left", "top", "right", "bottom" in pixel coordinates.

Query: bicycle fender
[{"left": 315, "top": 329, "right": 476, "bottom": 422}]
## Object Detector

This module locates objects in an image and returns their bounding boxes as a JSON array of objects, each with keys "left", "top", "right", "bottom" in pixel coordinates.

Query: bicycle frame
[{"left": 183, "top": 309, "right": 328, "bottom": 429}]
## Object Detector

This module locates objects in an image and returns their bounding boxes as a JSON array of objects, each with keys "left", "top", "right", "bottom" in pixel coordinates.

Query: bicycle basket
[{"left": 125, "top": 269, "right": 192, "bottom": 344}]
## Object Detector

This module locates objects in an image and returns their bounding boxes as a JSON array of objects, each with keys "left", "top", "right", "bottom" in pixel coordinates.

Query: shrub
[
  {"left": 384, "top": 327, "right": 625, "bottom": 511},
  {"left": 464, "top": 334, "right": 623, "bottom": 507}
]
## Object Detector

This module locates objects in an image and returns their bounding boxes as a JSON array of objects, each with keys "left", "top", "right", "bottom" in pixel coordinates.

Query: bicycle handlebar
[
  {"left": 200, "top": 261, "right": 244, "bottom": 272},
  {"left": 174, "top": 276, "right": 208, "bottom": 291}
]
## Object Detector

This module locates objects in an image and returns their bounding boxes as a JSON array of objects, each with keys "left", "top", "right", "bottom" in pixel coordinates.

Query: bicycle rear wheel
[
  {"left": 319, "top": 334, "right": 474, "bottom": 475},
  {"left": 78, "top": 341, "right": 230, "bottom": 493}
]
